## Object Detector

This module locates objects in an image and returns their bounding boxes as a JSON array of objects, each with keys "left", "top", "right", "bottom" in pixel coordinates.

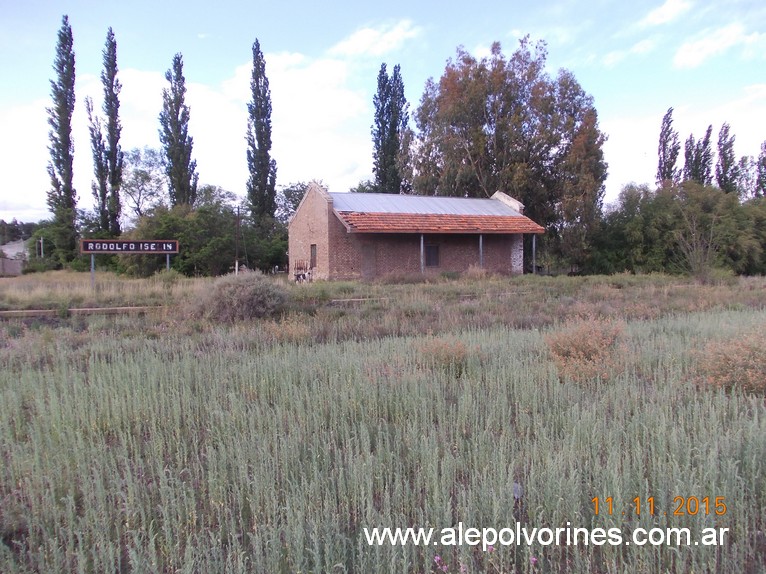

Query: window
[
  {"left": 425, "top": 244, "right": 440, "bottom": 267},
  {"left": 310, "top": 244, "right": 317, "bottom": 269}
]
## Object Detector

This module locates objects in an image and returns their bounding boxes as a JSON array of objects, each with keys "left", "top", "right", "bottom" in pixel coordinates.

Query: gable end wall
[{"left": 288, "top": 186, "right": 331, "bottom": 280}]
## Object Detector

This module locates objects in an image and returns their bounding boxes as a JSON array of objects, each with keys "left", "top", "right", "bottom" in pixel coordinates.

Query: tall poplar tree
[
  {"left": 85, "top": 95, "right": 109, "bottom": 232},
  {"left": 102, "top": 28, "right": 123, "bottom": 234},
  {"left": 159, "top": 53, "right": 198, "bottom": 207},
  {"left": 757, "top": 141, "right": 766, "bottom": 198},
  {"left": 657, "top": 107, "right": 680, "bottom": 187},
  {"left": 46, "top": 15, "right": 78, "bottom": 263},
  {"left": 715, "top": 122, "right": 738, "bottom": 194},
  {"left": 246, "top": 38, "right": 277, "bottom": 220},
  {"left": 683, "top": 125, "right": 713, "bottom": 186},
  {"left": 372, "top": 63, "right": 409, "bottom": 194}
]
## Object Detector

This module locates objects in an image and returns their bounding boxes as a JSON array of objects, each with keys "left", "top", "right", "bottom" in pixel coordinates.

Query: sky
[{"left": 0, "top": 0, "right": 764, "bottom": 223}]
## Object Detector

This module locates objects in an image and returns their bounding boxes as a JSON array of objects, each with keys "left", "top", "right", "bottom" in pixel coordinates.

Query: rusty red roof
[{"left": 335, "top": 212, "right": 545, "bottom": 234}]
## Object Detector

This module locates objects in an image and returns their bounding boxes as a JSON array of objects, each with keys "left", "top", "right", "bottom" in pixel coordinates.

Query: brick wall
[
  {"left": 328, "top": 210, "right": 363, "bottom": 279},
  {"left": 327, "top": 231, "right": 525, "bottom": 279},
  {"left": 288, "top": 184, "right": 331, "bottom": 280}
]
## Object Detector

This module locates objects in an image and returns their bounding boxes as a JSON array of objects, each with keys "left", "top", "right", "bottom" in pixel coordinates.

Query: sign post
[{"left": 80, "top": 240, "right": 180, "bottom": 287}]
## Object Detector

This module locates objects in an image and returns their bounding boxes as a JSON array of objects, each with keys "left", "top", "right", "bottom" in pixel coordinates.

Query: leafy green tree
[
  {"left": 674, "top": 183, "right": 760, "bottom": 279},
  {"left": 46, "top": 15, "right": 78, "bottom": 264},
  {"left": 657, "top": 107, "right": 681, "bottom": 187},
  {"left": 683, "top": 125, "right": 713, "bottom": 186},
  {"left": 590, "top": 184, "right": 650, "bottom": 274},
  {"left": 349, "top": 180, "right": 377, "bottom": 193},
  {"left": 246, "top": 39, "right": 277, "bottom": 220},
  {"left": 276, "top": 181, "right": 311, "bottom": 225},
  {"left": 743, "top": 195, "right": 766, "bottom": 273},
  {"left": 125, "top": 201, "right": 237, "bottom": 277},
  {"left": 372, "top": 63, "right": 409, "bottom": 194},
  {"left": 735, "top": 155, "right": 757, "bottom": 198},
  {"left": 413, "top": 39, "right": 607, "bottom": 266},
  {"left": 122, "top": 147, "right": 166, "bottom": 221},
  {"left": 591, "top": 184, "right": 679, "bottom": 274},
  {"left": 26, "top": 222, "right": 61, "bottom": 272},
  {"left": 715, "top": 123, "right": 739, "bottom": 194},
  {"left": 592, "top": 183, "right": 763, "bottom": 277},
  {"left": 557, "top": 109, "right": 608, "bottom": 269},
  {"left": 0, "top": 219, "right": 40, "bottom": 245},
  {"left": 159, "top": 53, "right": 198, "bottom": 207}
]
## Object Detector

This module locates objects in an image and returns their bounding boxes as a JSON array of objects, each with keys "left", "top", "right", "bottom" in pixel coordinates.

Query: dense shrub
[
  {"left": 193, "top": 273, "right": 287, "bottom": 322},
  {"left": 416, "top": 336, "right": 470, "bottom": 377},
  {"left": 696, "top": 330, "right": 766, "bottom": 394},
  {"left": 544, "top": 318, "right": 624, "bottom": 384}
]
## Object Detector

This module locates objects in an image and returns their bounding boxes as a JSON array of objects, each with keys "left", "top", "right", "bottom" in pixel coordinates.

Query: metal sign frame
[{"left": 80, "top": 239, "right": 179, "bottom": 288}]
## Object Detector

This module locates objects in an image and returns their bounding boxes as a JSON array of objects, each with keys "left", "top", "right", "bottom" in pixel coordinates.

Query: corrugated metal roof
[{"left": 329, "top": 192, "right": 521, "bottom": 217}]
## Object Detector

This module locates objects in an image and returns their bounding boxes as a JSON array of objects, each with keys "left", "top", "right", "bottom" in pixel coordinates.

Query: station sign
[{"left": 80, "top": 240, "right": 179, "bottom": 254}]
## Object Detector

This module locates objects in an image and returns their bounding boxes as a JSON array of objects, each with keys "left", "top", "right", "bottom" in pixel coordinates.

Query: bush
[
  {"left": 696, "top": 331, "right": 766, "bottom": 395},
  {"left": 194, "top": 273, "right": 287, "bottom": 323},
  {"left": 416, "top": 336, "right": 470, "bottom": 377},
  {"left": 545, "top": 318, "right": 624, "bottom": 384},
  {"left": 153, "top": 268, "right": 183, "bottom": 287}
]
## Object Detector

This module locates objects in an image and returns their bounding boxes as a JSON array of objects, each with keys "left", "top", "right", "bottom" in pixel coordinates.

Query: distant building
[
  {"left": 288, "top": 183, "right": 544, "bottom": 281},
  {"left": 0, "top": 240, "right": 26, "bottom": 276}
]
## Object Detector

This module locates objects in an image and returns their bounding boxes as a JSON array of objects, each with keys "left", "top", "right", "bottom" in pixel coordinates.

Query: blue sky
[{"left": 1, "top": 0, "right": 764, "bottom": 222}]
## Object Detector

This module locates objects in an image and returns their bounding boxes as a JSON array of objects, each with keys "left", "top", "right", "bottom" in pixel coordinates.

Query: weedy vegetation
[{"left": 0, "top": 272, "right": 764, "bottom": 573}]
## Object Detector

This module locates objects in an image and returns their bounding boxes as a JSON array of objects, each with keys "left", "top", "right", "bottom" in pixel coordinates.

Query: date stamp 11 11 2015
[{"left": 592, "top": 496, "right": 727, "bottom": 517}]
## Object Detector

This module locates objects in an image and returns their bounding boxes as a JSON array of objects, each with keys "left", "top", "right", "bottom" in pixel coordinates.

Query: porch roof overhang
[{"left": 334, "top": 211, "right": 545, "bottom": 235}]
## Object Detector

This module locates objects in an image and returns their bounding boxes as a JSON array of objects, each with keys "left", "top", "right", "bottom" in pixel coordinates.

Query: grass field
[{"left": 0, "top": 272, "right": 764, "bottom": 573}]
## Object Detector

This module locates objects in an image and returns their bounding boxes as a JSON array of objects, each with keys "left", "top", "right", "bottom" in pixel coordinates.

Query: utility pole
[{"left": 235, "top": 205, "right": 240, "bottom": 275}]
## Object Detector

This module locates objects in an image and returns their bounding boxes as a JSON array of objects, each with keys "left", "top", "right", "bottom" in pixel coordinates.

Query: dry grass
[{"left": 0, "top": 269, "right": 208, "bottom": 310}]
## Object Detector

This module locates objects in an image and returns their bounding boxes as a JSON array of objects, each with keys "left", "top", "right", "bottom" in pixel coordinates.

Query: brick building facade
[{"left": 288, "top": 183, "right": 544, "bottom": 281}]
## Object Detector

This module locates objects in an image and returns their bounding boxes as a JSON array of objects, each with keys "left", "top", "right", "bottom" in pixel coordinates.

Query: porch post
[
  {"left": 420, "top": 233, "right": 425, "bottom": 274},
  {"left": 479, "top": 234, "right": 484, "bottom": 268},
  {"left": 532, "top": 234, "right": 537, "bottom": 275}
]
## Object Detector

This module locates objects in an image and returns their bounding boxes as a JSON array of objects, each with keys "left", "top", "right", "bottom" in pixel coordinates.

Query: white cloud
[
  {"left": 601, "top": 112, "right": 659, "bottom": 203},
  {"left": 178, "top": 48, "right": 372, "bottom": 196},
  {"left": 602, "top": 37, "right": 657, "bottom": 68},
  {"left": 641, "top": 0, "right": 693, "bottom": 26},
  {"left": 630, "top": 37, "right": 657, "bottom": 55},
  {"left": 673, "top": 23, "right": 759, "bottom": 68},
  {"left": 685, "top": 83, "right": 766, "bottom": 153},
  {"left": 329, "top": 20, "right": 422, "bottom": 58},
  {"left": 603, "top": 51, "right": 626, "bottom": 68},
  {"left": 0, "top": 98, "right": 53, "bottom": 221},
  {"left": 266, "top": 52, "right": 372, "bottom": 191}
]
